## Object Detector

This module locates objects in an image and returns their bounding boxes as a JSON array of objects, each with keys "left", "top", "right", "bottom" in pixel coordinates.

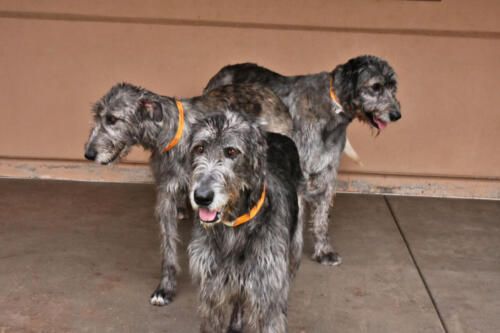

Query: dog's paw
[
  {"left": 150, "top": 286, "right": 175, "bottom": 306},
  {"left": 313, "top": 251, "right": 342, "bottom": 266}
]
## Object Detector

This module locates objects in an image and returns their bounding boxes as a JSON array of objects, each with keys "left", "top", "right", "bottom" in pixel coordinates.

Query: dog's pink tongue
[
  {"left": 373, "top": 116, "right": 387, "bottom": 130},
  {"left": 199, "top": 208, "right": 217, "bottom": 222}
]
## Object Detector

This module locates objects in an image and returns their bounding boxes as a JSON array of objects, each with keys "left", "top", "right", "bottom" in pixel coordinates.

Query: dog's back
[
  {"left": 194, "top": 83, "right": 293, "bottom": 137},
  {"left": 203, "top": 63, "right": 288, "bottom": 95}
]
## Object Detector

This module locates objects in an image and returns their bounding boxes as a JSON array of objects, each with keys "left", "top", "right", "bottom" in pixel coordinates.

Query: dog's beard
[{"left": 97, "top": 144, "right": 130, "bottom": 165}]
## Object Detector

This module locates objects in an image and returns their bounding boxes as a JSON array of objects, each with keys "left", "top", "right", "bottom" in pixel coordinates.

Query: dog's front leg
[
  {"left": 248, "top": 250, "right": 289, "bottom": 333},
  {"left": 227, "top": 300, "right": 244, "bottom": 333},
  {"left": 199, "top": 279, "right": 227, "bottom": 333},
  {"left": 309, "top": 173, "right": 342, "bottom": 266},
  {"left": 150, "top": 189, "right": 179, "bottom": 306},
  {"left": 257, "top": 293, "right": 288, "bottom": 333}
]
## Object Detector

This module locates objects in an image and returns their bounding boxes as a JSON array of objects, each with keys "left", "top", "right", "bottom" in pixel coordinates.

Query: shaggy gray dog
[
  {"left": 188, "top": 111, "right": 303, "bottom": 333},
  {"left": 204, "top": 55, "right": 401, "bottom": 265},
  {"left": 84, "top": 83, "right": 292, "bottom": 306}
]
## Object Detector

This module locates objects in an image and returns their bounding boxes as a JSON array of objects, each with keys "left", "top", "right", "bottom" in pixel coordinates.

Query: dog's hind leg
[{"left": 150, "top": 190, "right": 180, "bottom": 306}]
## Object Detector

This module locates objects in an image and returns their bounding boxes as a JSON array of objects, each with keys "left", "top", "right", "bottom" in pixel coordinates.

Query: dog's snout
[
  {"left": 389, "top": 111, "right": 401, "bottom": 122},
  {"left": 194, "top": 188, "right": 214, "bottom": 206},
  {"left": 84, "top": 148, "right": 97, "bottom": 161}
]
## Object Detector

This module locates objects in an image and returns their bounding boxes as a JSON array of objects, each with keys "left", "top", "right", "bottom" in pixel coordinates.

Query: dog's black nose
[
  {"left": 389, "top": 111, "right": 401, "bottom": 122},
  {"left": 84, "top": 149, "right": 97, "bottom": 161},
  {"left": 194, "top": 188, "right": 214, "bottom": 206}
]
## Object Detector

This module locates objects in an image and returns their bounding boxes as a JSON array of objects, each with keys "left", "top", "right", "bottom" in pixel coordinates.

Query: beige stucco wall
[{"left": 1, "top": 0, "right": 499, "bottom": 198}]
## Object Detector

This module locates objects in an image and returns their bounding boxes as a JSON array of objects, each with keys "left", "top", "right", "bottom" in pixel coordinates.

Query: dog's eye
[
  {"left": 371, "top": 83, "right": 382, "bottom": 93},
  {"left": 106, "top": 115, "right": 118, "bottom": 125},
  {"left": 224, "top": 147, "right": 240, "bottom": 158},
  {"left": 194, "top": 145, "right": 205, "bottom": 154}
]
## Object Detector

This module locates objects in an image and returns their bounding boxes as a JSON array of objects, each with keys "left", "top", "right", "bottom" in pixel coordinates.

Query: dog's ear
[
  {"left": 138, "top": 99, "right": 163, "bottom": 122},
  {"left": 334, "top": 61, "right": 356, "bottom": 108}
]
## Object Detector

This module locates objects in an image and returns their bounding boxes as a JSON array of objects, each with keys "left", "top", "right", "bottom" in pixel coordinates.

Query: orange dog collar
[
  {"left": 163, "top": 99, "right": 185, "bottom": 152},
  {"left": 330, "top": 76, "right": 343, "bottom": 113},
  {"left": 223, "top": 184, "right": 266, "bottom": 227}
]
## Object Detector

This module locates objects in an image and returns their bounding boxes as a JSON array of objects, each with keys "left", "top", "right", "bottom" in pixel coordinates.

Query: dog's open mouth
[
  {"left": 370, "top": 115, "right": 387, "bottom": 130},
  {"left": 198, "top": 208, "right": 223, "bottom": 226}
]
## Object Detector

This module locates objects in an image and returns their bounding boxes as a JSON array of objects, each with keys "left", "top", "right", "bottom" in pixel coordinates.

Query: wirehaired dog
[
  {"left": 84, "top": 83, "right": 292, "bottom": 306},
  {"left": 188, "top": 111, "right": 303, "bottom": 333},
  {"left": 204, "top": 55, "right": 401, "bottom": 265}
]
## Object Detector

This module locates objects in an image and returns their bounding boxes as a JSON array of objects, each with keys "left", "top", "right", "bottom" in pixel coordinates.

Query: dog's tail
[
  {"left": 343, "top": 137, "right": 363, "bottom": 166},
  {"left": 291, "top": 150, "right": 306, "bottom": 280},
  {"left": 290, "top": 193, "right": 304, "bottom": 280}
]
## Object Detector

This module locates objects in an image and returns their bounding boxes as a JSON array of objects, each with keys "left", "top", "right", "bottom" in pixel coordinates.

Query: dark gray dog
[
  {"left": 84, "top": 83, "right": 292, "bottom": 306},
  {"left": 204, "top": 55, "right": 401, "bottom": 265},
  {"left": 188, "top": 111, "right": 303, "bottom": 333}
]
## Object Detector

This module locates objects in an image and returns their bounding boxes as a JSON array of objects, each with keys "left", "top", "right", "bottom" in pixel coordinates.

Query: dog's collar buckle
[
  {"left": 222, "top": 184, "right": 266, "bottom": 228},
  {"left": 330, "top": 76, "right": 343, "bottom": 114},
  {"left": 163, "top": 99, "right": 185, "bottom": 152}
]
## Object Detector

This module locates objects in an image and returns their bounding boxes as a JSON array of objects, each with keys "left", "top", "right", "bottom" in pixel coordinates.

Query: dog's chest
[
  {"left": 150, "top": 151, "right": 190, "bottom": 191},
  {"left": 293, "top": 119, "right": 345, "bottom": 173}
]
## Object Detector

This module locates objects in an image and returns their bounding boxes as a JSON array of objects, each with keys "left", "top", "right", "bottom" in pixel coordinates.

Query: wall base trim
[
  {"left": 1, "top": 158, "right": 498, "bottom": 200},
  {"left": 0, "top": 158, "right": 153, "bottom": 184},
  {"left": 335, "top": 172, "right": 499, "bottom": 200}
]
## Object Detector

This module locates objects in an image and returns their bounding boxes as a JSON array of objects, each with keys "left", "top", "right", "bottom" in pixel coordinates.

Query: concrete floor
[{"left": 0, "top": 179, "right": 498, "bottom": 333}]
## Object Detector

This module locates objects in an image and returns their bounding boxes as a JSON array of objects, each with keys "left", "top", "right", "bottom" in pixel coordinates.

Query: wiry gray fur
[
  {"left": 84, "top": 83, "right": 293, "bottom": 306},
  {"left": 188, "top": 111, "right": 303, "bottom": 333},
  {"left": 204, "top": 55, "right": 401, "bottom": 265}
]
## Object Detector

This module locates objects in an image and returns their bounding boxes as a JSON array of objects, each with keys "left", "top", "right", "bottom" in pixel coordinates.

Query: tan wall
[{"left": 1, "top": 0, "right": 499, "bottom": 198}]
